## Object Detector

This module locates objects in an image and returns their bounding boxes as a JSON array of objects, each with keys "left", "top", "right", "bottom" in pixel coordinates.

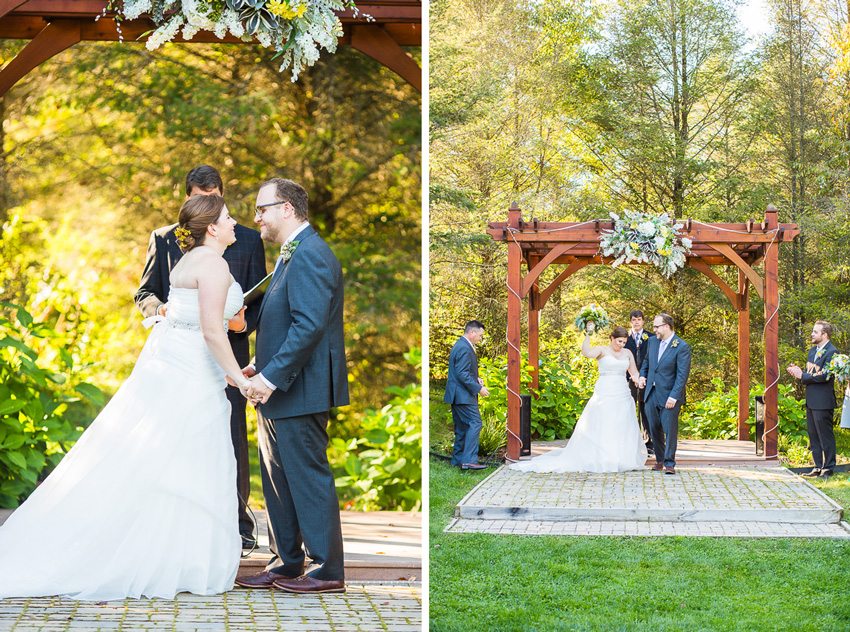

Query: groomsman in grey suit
[
  {"left": 638, "top": 313, "right": 691, "bottom": 475},
  {"left": 624, "top": 309, "right": 654, "bottom": 455},
  {"left": 787, "top": 320, "right": 838, "bottom": 478},
  {"left": 444, "top": 321, "right": 489, "bottom": 470},
  {"left": 235, "top": 178, "right": 349, "bottom": 594}
]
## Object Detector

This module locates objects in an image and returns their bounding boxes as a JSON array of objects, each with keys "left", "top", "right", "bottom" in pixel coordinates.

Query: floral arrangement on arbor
[
  {"left": 825, "top": 353, "right": 850, "bottom": 382},
  {"left": 108, "top": 0, "right": 367, "bottom": 81},
  {"left": 598, "top": 210, "right": 693, "bottom": 278},
  {"left": 574, "top": 304, "right": 610, "bottom": 332}
]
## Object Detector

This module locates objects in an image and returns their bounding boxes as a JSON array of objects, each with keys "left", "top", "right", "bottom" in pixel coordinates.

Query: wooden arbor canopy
[
  {"left": 487, "top": 203, "right": 800, "bottom": 462},
  {"left": 0, "top": 0, "right": 421, "bottom": 96}
]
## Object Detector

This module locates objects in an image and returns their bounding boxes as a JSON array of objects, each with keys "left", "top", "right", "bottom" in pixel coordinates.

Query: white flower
[
  {"left": 638, "top": 221, "right": 656, "bottom": 236},
  {"left": 682, "top": 237, "right": 693, "bottom": 249},
  {"left": 123, "top": 0, "right": 152, "bottom": 20}
]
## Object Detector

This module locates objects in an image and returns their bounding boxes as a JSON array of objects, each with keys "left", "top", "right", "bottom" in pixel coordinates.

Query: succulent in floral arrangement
[{"left": 226, "top": 0, "right": 276, "bottom": 33}]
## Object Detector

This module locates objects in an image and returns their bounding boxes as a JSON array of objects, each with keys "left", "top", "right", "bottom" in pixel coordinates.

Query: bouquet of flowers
[
  {"left": 825, "top": 353, "right": 850, "bottom": 382},
  {"left": 598, "top": 210, "right": 692, "bottom": 278},
  {"left": 106, "top": 0, "right": 367, "bottom": 81},
  {"left": 574, "top": 304, "right": 610, "bottom": 332}
]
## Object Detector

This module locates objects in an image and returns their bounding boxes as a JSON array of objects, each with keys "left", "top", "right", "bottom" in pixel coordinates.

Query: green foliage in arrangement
[
  {"left": 331, "top": 349, "right": 421, "bottom": 511},
  {"left": 0, "top": 304, "right": 104, "bottom": 508},
  {"left": 681, "top": 378, "right": 809, "bottom": 445}
]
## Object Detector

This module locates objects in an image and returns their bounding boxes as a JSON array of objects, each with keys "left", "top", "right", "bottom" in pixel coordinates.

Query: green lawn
[{"left": 429, "top": 459, "right": 850, "bottom": 632}]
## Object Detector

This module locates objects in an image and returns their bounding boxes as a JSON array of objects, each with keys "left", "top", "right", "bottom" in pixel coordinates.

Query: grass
[{"left": 429, "top": 459, "right": 850, "bottom": 632}]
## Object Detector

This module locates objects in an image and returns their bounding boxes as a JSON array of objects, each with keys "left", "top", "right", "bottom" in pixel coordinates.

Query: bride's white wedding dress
[
  {"left": 0, "top": 283, "right": 243, "bottom": 600},
  {"left": 511, "top": 355, "right": 647, "bottom": 473}
]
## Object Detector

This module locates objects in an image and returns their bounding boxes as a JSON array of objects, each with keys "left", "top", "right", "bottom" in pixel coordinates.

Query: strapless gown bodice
[{"left": 165, "top": 281, "right": 244, "bottom": 330}]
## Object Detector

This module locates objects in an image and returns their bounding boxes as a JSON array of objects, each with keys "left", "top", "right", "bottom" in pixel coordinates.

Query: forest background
[
  {"left": 0, "top": 41, "right": 421, "bottom": 510},
  {"left": 430, "top": 0, "right": 850, "bottom": 448}
]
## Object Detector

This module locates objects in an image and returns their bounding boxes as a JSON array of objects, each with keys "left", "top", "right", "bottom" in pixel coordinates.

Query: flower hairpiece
[{"left": 175, "top": 226, "right": 191, "bottom": 249}]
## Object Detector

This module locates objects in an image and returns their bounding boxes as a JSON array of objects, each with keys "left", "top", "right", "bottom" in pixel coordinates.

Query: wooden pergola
[
  {"left": 487, "top": 203, "right": 800, "bottom": 462},
  {"left": 0, "top": 0, "right": 421, "bottom": 96}
]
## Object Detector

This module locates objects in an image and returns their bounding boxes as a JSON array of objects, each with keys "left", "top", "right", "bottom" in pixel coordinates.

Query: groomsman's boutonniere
[
  {"left": 816, "top": 348, "right": 825, "bottom": 360},
  {"left": 280, "top": 240, "right": 300, "bottom": 263},
  {"left": 642, "top": 333, "right": 649, "bottom": 341},
  {"left": 671, "top": 339, "right": 680, "bottom": 348}
]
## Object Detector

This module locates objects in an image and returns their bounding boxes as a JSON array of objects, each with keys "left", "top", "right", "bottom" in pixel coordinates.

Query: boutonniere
[
  {"left": 671, "top": 339, "right": 680, "bottom": 348},
  {"left": 642, "top": 333, "right": 648, "bottom": 341},
  {"left": 280, "top": 240, "right": 300, "bottom": 263}
]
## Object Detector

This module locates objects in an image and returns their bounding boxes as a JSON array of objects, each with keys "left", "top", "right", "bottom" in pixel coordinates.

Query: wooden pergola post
[
  {"left": 506, "top": 203, "right": 523, "bottom": 461},
  {"left": 737, "top": 268, "right": 750, "bottom": 439},
  {"left": 528, "top": 257, "right": 540, "bottom": 392},
  {"left": 763, "top": 205, "right": 780, "bottom": 458}
]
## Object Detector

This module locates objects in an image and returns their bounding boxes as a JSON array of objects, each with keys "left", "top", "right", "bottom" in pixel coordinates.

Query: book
[{"left": 243, "top": 272, "right": 273, "bottom": 305}]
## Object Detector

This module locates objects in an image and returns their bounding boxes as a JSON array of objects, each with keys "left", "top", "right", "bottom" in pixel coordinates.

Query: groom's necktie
[{"left": 657, "top": 339, "right": 668, "bottom": 361}]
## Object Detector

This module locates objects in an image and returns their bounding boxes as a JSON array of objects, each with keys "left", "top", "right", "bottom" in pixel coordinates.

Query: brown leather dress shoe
[
  {"left": 651, "top": 462, "right": 664, "bottom": 471},
  {"left": 664, "top": 466, "right": 676, "bottom": 475},
  {"left": 273, "top": 575, "right": 346, "bottom": 594},
  {"left": 235, "top": 570, "right": 293, "bottom": 589}
]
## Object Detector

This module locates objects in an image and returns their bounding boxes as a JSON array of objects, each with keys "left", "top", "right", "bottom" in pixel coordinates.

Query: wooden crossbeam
[
  {"left": 521, "top": 243, "right": 578, "bottom": 297},
  {"left": 0, "top": 19, "right": 81, "bottom": 96},
  {"left": 706, "top": 242, "right": 764, "bottom": 299},
  {"left": 687, "top": 259, "right": 743, "bottom": 310},
  {"left": 539, "top": 258, "right": 589, "bottom": 308}
]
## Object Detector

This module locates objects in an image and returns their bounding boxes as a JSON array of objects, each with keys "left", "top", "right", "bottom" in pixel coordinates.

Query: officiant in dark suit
[
  {"left": 235, "top": 177, "right": 348, "bottom": 595},
  {"left": 787, "top": 320, "right": 838, "bottom": 478},
  {"left": 624, "top": 310, "right": 654, "bottom": 455},
  {"left": 134, "top": 165, "right": 267, "bottom": 548}
]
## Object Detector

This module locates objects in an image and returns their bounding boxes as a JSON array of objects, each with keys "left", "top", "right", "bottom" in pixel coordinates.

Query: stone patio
[{"left": 447, "top": 439, "right": 850, "bottom": 538}]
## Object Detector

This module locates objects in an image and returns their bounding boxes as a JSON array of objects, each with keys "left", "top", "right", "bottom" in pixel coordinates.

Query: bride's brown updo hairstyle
[
  {"left": 176, "top": 195, "right": 226, "bottom": 253},
  {"left": 610, "top": 326, "right": 629, "bottom": 339}
]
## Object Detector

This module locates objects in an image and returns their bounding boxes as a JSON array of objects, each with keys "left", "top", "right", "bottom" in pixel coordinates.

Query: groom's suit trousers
[
  {"left": 257, "top": 410, "right": 345, "bottom": 581},
  {"left": 645, "top": 389, "right": 681, "bottom": 468}
]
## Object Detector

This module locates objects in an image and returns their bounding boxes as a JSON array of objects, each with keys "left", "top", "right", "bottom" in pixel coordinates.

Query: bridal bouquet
[
  {"left": 825, "top": 353, "right": 850, "bottom": 382},
  {"left": 105, "top": 0, "right": 367, "bottom": 80},
  {"left": 599, "top": 210, "right": 692, "bottom": 278},
  {"left": 574, "top": 304, "right": 610, "bottom": 332}
]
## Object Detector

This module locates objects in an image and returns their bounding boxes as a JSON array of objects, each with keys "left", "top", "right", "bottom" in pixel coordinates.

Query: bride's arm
[
  {"left": 581, "top": 330, "right": 602, "bottom": 359},
  {"left": 626, "top": 350, "right": 640, "bottom": 382},
  {"left": 197, "top": 257, "right": 251, "bottom": 392}
]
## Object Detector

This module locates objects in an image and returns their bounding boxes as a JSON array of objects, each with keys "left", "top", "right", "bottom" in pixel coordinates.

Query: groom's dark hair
[
  {"left": 185, "top": 165, "right": 224, "bottom": 196},
  {"left": 657, "top": 313, "right": 675, "bottom": 329},
  {"left": 629, "top": 310, "right": 644, "bottom": 319},
  {"left": 262, "top": 178, "right": 309, "bottom": 221},
  {"left": 464, "top": 320, "right": 485, "bottom": 333}
]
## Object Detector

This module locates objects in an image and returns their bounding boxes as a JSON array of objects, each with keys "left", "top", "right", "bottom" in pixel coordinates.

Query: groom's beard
[{"left": 262, "top": 223, "right": 281, "bottom": 243}]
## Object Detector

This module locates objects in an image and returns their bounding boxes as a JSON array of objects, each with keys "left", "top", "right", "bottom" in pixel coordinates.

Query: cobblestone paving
[
  {"left": 461, "top": 465, "right": 839, "bottom": 512},
  {"left": 446, "top": 517, "right": 850, "bottom": 538},
  {"left": 0, "top": 584, "right": 421, "bottom": 632},
  {"left": 450, "top": 465, "right": 847, "bottom": 537}
]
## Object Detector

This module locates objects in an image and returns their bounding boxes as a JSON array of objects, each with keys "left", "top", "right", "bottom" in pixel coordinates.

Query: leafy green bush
[
  {"left": 477, "top": 352, "right": 596, "bottom": 443},
  {"left": 331, "top": 348, "right": 421, "bottom": 511},
  {"left": 0, "top": 303, "right": 104, "bottom": 508},
  {"left": 681, "top": 378, "right": 808, "bottom": 445}
]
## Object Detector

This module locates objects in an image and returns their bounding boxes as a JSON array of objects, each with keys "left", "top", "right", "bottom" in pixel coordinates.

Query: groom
[
  {"left": 235, "top": 178, "right": 349, "bottom": 594},
  {"left": 638, "top": 313, "right": 691, "bottom": 475}
]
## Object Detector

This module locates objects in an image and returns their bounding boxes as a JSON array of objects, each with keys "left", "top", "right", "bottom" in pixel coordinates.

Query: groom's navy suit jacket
[
  {"left": 255, "top": 225, "right": 349, "bottom": 420},
  {"left": 802, "top": 341, "right": 838, "bottom": 410},
  {"left": 443, "top": 337, "right": 482, "bottom": 405},
  {"left": 640, "top": 334, "right": 692, "bottom": 405}
]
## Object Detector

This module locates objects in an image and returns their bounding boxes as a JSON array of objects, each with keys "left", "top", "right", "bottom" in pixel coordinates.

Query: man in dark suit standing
[
  {"left": 787, "top": 320, "right": 838, "bottom": 478},
  {"left": 235, "top": 178, "right": 348, "bottom": 594},
  {"left": 638, "top": 313, "right": 691, "bottom": 475},
  {"left": 624, "top": 309, "right": 654, "bottom": 455},
  {"left": 134, "top": 165, "right": 267, "bottom": 548},
  {"left": 444, "top": 321, "right": 489, "bottom": 471}
]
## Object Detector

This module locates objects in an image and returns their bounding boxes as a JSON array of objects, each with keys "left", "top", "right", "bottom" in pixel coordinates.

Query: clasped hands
[{"left": 228, "top": 365, "right": 272, "bottom": 405}]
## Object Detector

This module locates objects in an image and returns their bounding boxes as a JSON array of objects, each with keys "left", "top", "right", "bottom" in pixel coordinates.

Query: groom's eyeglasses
[{"left": 254, "top": 201, "right": 285, "bottom": 218}]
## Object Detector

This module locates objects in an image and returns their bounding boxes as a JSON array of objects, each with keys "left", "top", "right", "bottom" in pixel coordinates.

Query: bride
[
  {"left": 0, "top": 195, "right": 252, "bottom": 600},
  {"left": 511, "top": 323, "right": 648, "bottom": 474}
]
